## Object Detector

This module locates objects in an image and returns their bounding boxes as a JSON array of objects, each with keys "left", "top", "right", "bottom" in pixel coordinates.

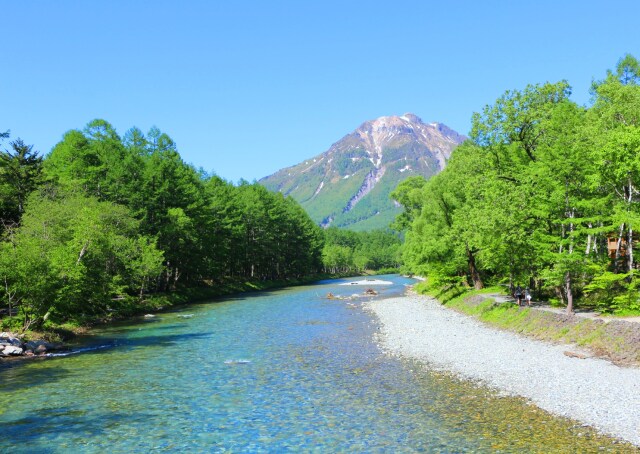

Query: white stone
[{"left": 3, "top": 345, "right": 23, "bottom": 356}]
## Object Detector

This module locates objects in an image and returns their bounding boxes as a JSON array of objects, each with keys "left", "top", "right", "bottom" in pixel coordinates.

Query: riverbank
[
  {"left": 443, "top": 291, "right": 640, "bottom": 367},
  {"left": 365, "top": 293, "right": 640, "bottom": 447},
  {"left": 0, "top": 271, "right": 376, "bottom": 360}
]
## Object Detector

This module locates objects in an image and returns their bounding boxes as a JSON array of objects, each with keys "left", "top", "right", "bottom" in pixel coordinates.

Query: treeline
[
  {"left": 395, "top": 55, "right": 640, "bottom": 314},
  {"left": 0, "top": 120, "right": 323, "bottom": 331},
  {"left": 322, "top": 227, "right": 402, "bottom": 274}
]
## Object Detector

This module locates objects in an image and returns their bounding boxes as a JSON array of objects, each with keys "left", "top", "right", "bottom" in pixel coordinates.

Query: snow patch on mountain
[
  {"left": 343, "top": 166, "right": 387, "bottom": 213},
  {"left": 313, "top": 180, "right": 324, "bottom": 197}
]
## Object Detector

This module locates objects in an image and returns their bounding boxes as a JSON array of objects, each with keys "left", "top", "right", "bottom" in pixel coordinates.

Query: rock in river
[{"left": 2, "top": 345, "right": 24, "bottom": 356}]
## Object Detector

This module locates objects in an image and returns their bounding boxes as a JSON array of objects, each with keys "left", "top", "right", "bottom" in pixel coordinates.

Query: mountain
[{"left": 259, "top": 113, "right": 466, "bottom": 231}]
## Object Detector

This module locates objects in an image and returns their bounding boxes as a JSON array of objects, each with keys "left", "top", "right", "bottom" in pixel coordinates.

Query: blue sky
[{"left": 2, "top": 1, "right": 639, "bottom": 182}]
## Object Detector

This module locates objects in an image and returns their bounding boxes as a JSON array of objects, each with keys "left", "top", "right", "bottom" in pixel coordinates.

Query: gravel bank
[{"left": 365, "top": 294, "right": 640, "bottom": 446}]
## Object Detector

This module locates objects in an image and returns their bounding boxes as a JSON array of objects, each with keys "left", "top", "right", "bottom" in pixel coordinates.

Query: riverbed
[
  {"left": 0, "top": 276, "right": 635, "bottom": 452},
  {"left": 366, "top": 292, "right": 640, "bottom": 448}
]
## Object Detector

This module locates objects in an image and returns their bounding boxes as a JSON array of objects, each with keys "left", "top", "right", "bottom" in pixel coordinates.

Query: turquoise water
[{"left": 0, "top": 275, "right": 634, "bottom": 452}]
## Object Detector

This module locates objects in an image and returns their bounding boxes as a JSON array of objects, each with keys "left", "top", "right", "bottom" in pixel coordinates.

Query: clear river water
[{"left": 0, "top": 275, "right": 634, "bottom": 452}]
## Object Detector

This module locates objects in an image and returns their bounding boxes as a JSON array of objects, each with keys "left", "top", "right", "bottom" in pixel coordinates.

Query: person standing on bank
[
  {"left": 514, "top": 285, "right": 524, "bottom": 306},
  {"left": 525, "top": 287, "right": 532, "bottom": 307}
]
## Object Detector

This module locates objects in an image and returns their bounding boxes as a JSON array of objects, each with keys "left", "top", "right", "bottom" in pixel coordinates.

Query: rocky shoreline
[
  {"left": 364, "top": 294, "right": 640, "bottom": 447},
  {"left": 0, "top": 332, "right": 63, "bottom": 359}
]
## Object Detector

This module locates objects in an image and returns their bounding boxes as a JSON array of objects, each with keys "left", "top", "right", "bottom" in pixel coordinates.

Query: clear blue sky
[{"left": 2, "top": 1, "right": 639, "bottom": 183}]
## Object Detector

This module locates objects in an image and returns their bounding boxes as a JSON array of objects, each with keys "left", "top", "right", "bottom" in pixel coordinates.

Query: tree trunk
[
  {"left": 615, "top": 223, "right": 625, "bottom": 271},
  {"left": 627, "top": 177, "right": 635, "bottom": 275},
  {"left": 564, "top": 191, "right": 575, "bottom": 314},
  {"left": 76, "top": 240, "right": 89, "bottom": 265},
  {"left": 164, "top": 263, "right": 171, "bottom": 291},
  {"left": 628, "top": 225, "right": 634, "bottom": 275},
  {"left": 564, "top": 271, "right": 573, "bottom": 314},
  {"left": 4, "top": 277, "right": 13, "bottom": 317},
  {"left": 466, "top": 244, "right": 483, "bottom": 290}
]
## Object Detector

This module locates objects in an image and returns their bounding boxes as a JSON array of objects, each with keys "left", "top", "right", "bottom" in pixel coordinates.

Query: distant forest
[
  {"left": 395, "top": 55, "right": 640, "bottom": 314},
  {"left": 0, "top": 122, "right": 400, "bottom": 332}
]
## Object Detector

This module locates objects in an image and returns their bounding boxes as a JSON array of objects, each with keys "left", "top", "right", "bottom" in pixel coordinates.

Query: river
[{"left": 0, "top": 275, "right": 633, "bottom": 452}]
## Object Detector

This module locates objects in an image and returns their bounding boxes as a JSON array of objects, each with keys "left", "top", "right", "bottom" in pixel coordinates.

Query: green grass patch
[{"left": 609, "top": 308, "right": 640, "bottom": 317}]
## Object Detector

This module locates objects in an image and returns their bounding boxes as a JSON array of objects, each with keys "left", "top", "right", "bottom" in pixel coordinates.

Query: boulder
[
  {"left": 0, "top": 337, "right": 22, "bottom": 347},
  {"left": 2, "top": 345, "right": 24, "bottom": 356},
  {"left": 24, "top": 341, "right": 55, "bottom": 353}
]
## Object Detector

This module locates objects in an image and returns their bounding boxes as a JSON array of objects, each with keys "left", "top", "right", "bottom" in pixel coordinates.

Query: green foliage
[
  {"left": 1, "top": 119, "right": 325, "bottom": 331},
  {"left": 0, "top": 190, "right": 163, "bottom": 330},
  {"left": 390, "top": 175, "right": 428, "bottom": 230},
  {"left": 584, "top": 271, "right": 640, "bottom": 313},
  {"left": 321, "top": 227, "right": 402, "bottom": 273},
  {"left": 0, "top": 138, "right": 43, "bottom": 228},
  {"left": 333, "top": 148, "right": 369, "bottom": 175},
  {"left": 396, "top": 55, "right": 640, "bottom": 313}
]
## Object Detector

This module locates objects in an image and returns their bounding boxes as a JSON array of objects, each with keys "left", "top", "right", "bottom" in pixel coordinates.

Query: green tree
[
  {"left": 398, "top": 57, "right": 640, "bottom": 313},
  {"left": 45, "top": 120, "right": 145, "bottom": 206},
  {"left": 0, "top": 190, "right": 163, "bottom": 330},
  {"left": 322, "top": 244, "right": 353, "bottom": 274},
  {"left": 390, "top": 175, "right": 429, "bottom": 230},
  {"left": 322, "top": 227, "right": 401, "bottom": 274},
  {"left": 0, "top": 138, "right": 43, "bottom": 226}
]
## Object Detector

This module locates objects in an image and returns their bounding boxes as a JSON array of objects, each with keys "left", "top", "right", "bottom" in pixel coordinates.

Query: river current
[{"left": 0, "top": 275, "right": 632, "bottom": 452}]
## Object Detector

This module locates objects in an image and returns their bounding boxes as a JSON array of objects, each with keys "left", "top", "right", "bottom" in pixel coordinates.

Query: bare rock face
[{"left": 260, "top": 114, "right": 465, "bottom": 230}]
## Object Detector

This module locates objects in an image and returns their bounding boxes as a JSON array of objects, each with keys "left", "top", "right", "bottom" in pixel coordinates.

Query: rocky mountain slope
[{"left": 259, "top": 114, "right": 466, "bottom": 230}]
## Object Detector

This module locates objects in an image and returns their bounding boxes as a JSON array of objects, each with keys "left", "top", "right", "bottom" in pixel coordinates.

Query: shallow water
[{"left": 0, "top": 275, "right": 636, "bottom": 452}]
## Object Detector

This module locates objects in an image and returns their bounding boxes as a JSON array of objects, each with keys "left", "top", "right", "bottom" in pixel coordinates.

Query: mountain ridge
[{"left": 260, "top": 113, "right": 466, "bottom": 230}]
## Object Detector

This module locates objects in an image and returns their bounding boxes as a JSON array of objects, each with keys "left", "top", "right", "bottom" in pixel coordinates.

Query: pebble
[{"left": 365, "top": 295, "right": 640, "bottom": 447}]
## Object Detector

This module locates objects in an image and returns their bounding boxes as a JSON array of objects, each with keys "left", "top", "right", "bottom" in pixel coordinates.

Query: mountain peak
[
  {"left": 399, "top": 113, "right": 423, "bottom": 123},
  {"left": 362, "top": 113, "right": 426, "bottom": 130},
  {"left": 260, "top": 114, "right": 466, "bottom": 230}
]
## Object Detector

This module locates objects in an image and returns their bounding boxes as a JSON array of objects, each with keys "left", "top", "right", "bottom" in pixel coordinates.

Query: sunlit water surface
[{"left": 0, "top": 275, "right": 635, "bottom": 452}]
